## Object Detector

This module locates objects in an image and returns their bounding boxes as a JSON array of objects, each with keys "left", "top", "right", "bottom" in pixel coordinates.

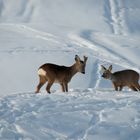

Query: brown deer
[
  {"left": 101, "top": 65, "right": 140, "bottom": 91},
  {"left": 35, "top": 55, "right": 88, "bottom": 93}
]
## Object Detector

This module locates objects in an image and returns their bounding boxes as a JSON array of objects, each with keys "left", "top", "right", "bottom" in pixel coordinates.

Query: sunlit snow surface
[
  {"left": 1, "top": 89, "right": 140, "bottom": 140},
  {"left": 0, "top": 0, "right": 140, "bottom": 139}
]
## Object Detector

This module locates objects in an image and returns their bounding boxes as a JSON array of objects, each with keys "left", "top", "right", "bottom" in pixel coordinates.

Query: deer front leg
[
  {"left": 64, "top": 83, "right": 68, "bottom": 92},
  {"left": 60, "top": 83, "right": 65, "bottom": 92},
  {"left": 113, "top": 82, "right": 118, "bottom": 91},
  {"left": 115, "top": 87, "right": 118, "bottom": 91},
  {"left": 119, "top": 85, "right": 123, "bottom": 91}
]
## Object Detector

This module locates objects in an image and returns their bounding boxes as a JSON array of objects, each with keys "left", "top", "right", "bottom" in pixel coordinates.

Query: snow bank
[{"left": 1, "top": 89, "right": 140, "bottom": 140}]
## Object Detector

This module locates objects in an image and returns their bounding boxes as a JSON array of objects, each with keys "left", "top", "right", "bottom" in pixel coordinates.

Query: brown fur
[
  {"left": 101, "top": 65, "right": 140, "bottom": 91},
  {"left": 36, "top": 55, "right": 88, "bottom": 93}
]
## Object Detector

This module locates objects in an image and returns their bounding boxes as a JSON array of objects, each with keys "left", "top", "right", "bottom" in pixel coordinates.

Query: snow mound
[{"left": 1, "top": 89, "right": 140, "bottom": 140}]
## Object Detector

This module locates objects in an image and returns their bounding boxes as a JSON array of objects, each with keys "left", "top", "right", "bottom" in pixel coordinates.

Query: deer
[
  {"left": 101, "top": 65, "right": 140, "bottom": 91},
  {"left": 35, "top": 55, "right": 88, "bottom": 93}
]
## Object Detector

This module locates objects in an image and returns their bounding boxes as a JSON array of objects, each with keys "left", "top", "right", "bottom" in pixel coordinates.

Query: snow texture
[{"left": 0, "top": 0, "right": 140, "bottom": 139}]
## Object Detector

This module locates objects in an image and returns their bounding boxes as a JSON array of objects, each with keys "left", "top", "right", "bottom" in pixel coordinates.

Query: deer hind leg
[
  {"left": 134, "top": 83, "right": 140, "bottom": 91},
  {"left": 36, "top": 76, "right": 47, "bottom": 93},
  {"left": 129, "top": 85, "right": 138, "bottom": 91},
  {"left": 46, "top": 80, "right": 54, "bottom": 94}
]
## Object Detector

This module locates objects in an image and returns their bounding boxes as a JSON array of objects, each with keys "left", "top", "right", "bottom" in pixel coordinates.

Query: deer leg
[
  {"left": 60, "top": 83, "right": 65, "bottom": 92},
  {"left": 115, "top": 86, "right": 119, "bottom": 91},
  {"left": 119, "top": 86, "right": 123, "bottom": 91},
  {"left": 46, "top": 81, "right": 54, "bottom": 94},
  {"left": 137, "top": 85, "right": 140, "bottom": 91},
  {"left": 35, "top": 76, "right": 47, "bottom": 93},
  {"left": 113, "top": 82, "right": 118, "bottom": 91},
  {"left": 129, "top": 85, "right": 138, "bottom": 91},
  {"left": 36, "top": 83, "right": 44, "bottom": 93},
  {"left": 64, "top": 83, "right": 68, "bottom": 92},
  {"left": 134, "top": 83, "right": 140, "bottom": 91}
]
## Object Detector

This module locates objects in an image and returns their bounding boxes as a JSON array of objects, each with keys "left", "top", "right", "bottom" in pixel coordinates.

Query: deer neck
[
  {"left": 70, "top": 63, "right": 78, "bottom": 77},
  {"left": 110, "top": 73, "right": 115, "bottom": 81}
]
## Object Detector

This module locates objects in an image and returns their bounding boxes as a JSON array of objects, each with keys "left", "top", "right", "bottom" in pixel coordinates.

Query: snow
[
  {"left": 0, "top": 0, "right": 140, "bottom": 139},
  {"left": 1, "top": 90, "right": 140, "bottom": 140}
]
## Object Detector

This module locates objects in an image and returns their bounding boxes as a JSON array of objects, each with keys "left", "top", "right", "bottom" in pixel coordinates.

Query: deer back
[
  {"left": 101, "top": 65, "right": 139, "bottom": 85},
  {"left": 38, "top": 55, "right": 88, "bottom": 83},
  {"left": 112, "top": 70, "right": 139, "bottom": 85},
  {"left": 38, "top": 63, "right": 72, "bottom": 83}
]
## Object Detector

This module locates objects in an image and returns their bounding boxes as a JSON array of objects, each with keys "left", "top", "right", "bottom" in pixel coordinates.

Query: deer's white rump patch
[{"left": 38, "top": 68, "right": 46, "bottom": 76}]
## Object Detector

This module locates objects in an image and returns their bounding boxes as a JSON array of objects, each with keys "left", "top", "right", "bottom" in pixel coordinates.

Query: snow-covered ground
[
  {"left": 0, "top": 0, "right": 140, "bottom": 139},
  {"left": 1, "top": 89, "right": 140, "bottom": 140}
]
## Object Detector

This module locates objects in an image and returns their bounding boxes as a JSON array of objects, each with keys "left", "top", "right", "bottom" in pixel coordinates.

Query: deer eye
[{"left": 80, "top": 61, "right": 84, "bottom": 64}]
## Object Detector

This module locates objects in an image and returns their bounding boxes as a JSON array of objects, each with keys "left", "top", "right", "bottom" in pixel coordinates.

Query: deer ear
[
  {"left": 101, "top": 65, "right": 107, "bottom": 72},
  {"left": 84, "top": 56, "right": 88, "bottom": 63},
  {"left": 108, "top": 65, "right": 112, "bottom": 72},
  {"left": 75, "top": 55, "right": 80, "bottom": 62}
]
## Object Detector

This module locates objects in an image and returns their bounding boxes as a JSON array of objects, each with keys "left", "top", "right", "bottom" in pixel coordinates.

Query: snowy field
[{"left": 0, "top": 0, "right": 140, "bottom": 139}]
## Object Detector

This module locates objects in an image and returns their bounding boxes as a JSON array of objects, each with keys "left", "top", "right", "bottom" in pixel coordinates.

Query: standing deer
[
  {"left": 35, "top": 55, "right": 88, "bottom": 93},
  {"left": 101, "top": 65, "right": 140, "bottom": 91}
]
